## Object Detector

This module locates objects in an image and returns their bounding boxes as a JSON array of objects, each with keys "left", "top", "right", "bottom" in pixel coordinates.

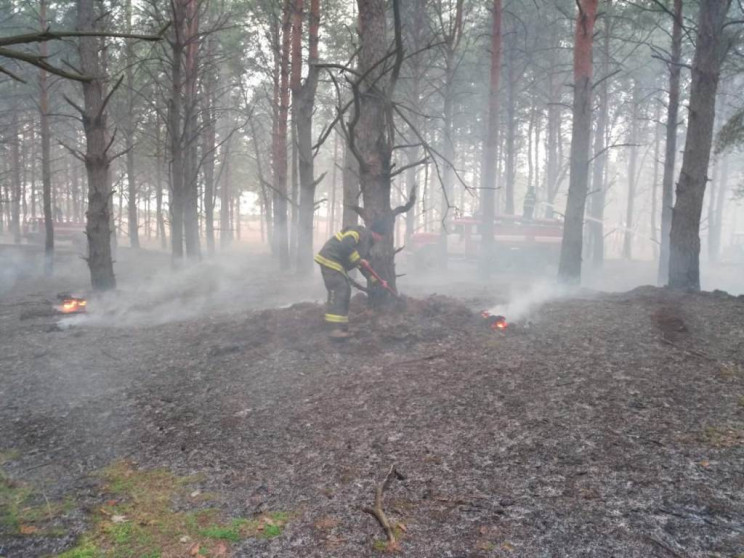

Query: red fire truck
[
  {"left": 23, "top": 218, "right": 86, "bottom": 250},
  {"left": 408, "top": 215, "right": 563, "bottom": 270}
]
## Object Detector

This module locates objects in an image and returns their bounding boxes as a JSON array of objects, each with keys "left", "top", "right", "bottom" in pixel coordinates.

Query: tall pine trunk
[
  {"left": 480, "top": 0, "right": 502, "bottom": 275},
  {"left": 504, "top": 46, "right": 516, "bottom": 215},
  {"left": 658, "top": 0, "right": 683, "bottom": 284},
  {"left": 588, "top": 9, "right": 611, "bottom": 266},
  {"left": 295, "top": 0, "right": 321, "bottom": 274},
  {"left": 78, "top": 0, "right": 116, "bottom": 290},
  {"left": 169, "top": 0, "right": 186, "bottom": 260},
  {"left": 202, "top": 41, "right": 216, "bottom": 256},
  {"left": 623, "top": 80, "right": 640, "bottom": 260},
  {"left": 355, "top": 0, "right": 412, "bottom": 304},
  {"left": 668, "top": 0, "right": 731, "bottom": 290},
  {"left": 125, "top": 0, "right": 139, "bottom": 248},
  {"left": 341, "top": 135, "right": 359, "bottom": 228},
  {"left": 183, "top": 0, "right": 201, "bottom": 260},
  {"left": 558, "top": 0, "right": 598, "bottom": 283},
  {"left": 709, "top": 154, "right": 728, "bottom": 262},
  {"left": 10, "top": 103, "right": 21, "bottom": 244},
  {"left": 39, "top": 0, "right": 54, "bottom": 275},
  {"left": 272, "top": 0, "right": 291, "bottom": 269}
]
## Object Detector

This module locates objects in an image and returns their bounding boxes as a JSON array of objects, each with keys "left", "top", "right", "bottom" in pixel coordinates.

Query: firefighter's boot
[{"left": 329, "top": 327, "right": 352, "bottom": 340}]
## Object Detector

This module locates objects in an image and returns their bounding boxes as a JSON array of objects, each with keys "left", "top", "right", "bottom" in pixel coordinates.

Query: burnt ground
[{"left": 1, "top": 252, "right": 744, "bottom": 557}]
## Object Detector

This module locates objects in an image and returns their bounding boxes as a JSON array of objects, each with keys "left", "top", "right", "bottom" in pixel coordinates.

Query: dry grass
[{"left": 58, "top": 460, "right": 289, "bottom": 558}]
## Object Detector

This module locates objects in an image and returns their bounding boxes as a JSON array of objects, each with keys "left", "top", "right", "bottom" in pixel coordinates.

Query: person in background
[{"left": 314, "top": 220, "right": 387, "bottom": 339}]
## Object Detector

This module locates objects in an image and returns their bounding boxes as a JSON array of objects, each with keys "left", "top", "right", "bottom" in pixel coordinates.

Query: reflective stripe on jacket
[{"left": 314, "top": 225, "right": 374, "bottom": 273}]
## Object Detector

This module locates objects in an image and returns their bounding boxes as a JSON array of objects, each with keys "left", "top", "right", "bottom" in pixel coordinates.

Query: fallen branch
[{"left": 362, "top": 464, "right": 402, "bottom": 549}]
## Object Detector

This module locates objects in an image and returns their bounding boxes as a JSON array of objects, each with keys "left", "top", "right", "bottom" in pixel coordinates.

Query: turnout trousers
[{"left": 321, "top": 267, "right": 351, "bottom": 326}]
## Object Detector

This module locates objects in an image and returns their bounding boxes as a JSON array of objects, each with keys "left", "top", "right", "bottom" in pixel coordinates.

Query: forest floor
[{"left": 1, "top": 245, "right": 744, "bottom": 557}]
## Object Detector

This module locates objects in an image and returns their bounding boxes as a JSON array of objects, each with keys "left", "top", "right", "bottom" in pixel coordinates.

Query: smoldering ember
[{"left": 1, "top": 1, "right": 744, "bottom": 557}]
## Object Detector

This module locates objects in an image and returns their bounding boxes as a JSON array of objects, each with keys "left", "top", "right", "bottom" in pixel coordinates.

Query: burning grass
[{"left": 58, "top": 461, "right": 289, "bottom": 558}]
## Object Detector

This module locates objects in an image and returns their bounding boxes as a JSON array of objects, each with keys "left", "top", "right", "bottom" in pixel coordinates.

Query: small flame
[
  {"left": 481, "top": 311, "right": 507, "bottom": 331},
  {"left": 59, "top": 298, "right": 87, "bottom": 314}
]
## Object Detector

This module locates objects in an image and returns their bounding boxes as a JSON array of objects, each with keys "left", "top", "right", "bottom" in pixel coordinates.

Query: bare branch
[
  {"left": 0, "top": 47, "right": 89, "bottom": 81},
  {"left": 392, "top": 185, "right": 417, "bottom": 217}
]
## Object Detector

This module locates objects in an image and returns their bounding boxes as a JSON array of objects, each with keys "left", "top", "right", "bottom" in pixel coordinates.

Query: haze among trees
[{"left": 1, "top": 0, "right": 744, "bottom": 295}]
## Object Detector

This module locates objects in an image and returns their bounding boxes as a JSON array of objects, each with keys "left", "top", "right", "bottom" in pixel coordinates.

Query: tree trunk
[
  {"left": 558, "top": 0, "right": 598, "bottom": 284},
  {"left": 10, "top": 104, "right": 21, "bottom": 244},
  {"left": 658, "top": 0, "right": 683, "bottom": 284},
  {"left": 341, "top": 137, "right": 359, "bottom": 228},
  {"left": 480, "top": 0, "right": 502, "bottom": 276},
  {"left": 623, "top": 80, "right": 640, "bottom": 260},
  {"left": 30, "top": 123, "right": 37, "bottom": 220},
  {"left": 202, "top": 41, "right": 217, "bottom": 256},
  {"left": 709, "top": 153, "right": 728, "bottom": 262},
  {"left": 248, "top": 116, "right": 270, "bottom": 248},
  {"left": 272, "top": 0, "right": 291, "bottom": 269},
  {"left": 355, "top": 0, "right": 408, "bottom": 304},
  {"left": 169, "top": 1, "right": 186, "bottom": 261},
  {"left": 588, "top": 8, "right": 611, "bottom": 266},
  {"left": 295, "top": 0, "right": 321, "bottom": 275},
  {"left": 668, "top": 0, "right": 731, "bottom": 290},
  {"left": 183, "top": 0, "right": 201, "bottom": 260},
  {"left": 125, "top": 0, "right": 139, "bottom": 248},
  {"left": 651, "top": 102, "right": 662, "bottom": 260},
  {"left": 155, "top": 118, "right": 166, "bottom": 249},
  {"left": 78, "top": 0, "right": 116, "bottom": 291},
  {"left": 39, "top": 0, "right": 54, "bottom": 275},
  {"left": 328, "top": 130, "right": 339, "bottom": 237},
  {"left": 220, "top": 141, "right": 232, "bottom": 248},
  {"left": 504, "top": 45, "right": 516, "bottom": 215}
]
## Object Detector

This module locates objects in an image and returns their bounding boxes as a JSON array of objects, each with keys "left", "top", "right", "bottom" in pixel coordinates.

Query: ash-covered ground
[{"left": 1, "top": 246, "right": 743, "bottom": 557}]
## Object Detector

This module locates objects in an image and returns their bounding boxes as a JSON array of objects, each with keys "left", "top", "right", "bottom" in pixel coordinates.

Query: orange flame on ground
[
  {"left": 59, "top": 298, "right": 87, "bottom": 314},
  {"left": 481, "top": 311, "right": 507, "bottom": 331}
]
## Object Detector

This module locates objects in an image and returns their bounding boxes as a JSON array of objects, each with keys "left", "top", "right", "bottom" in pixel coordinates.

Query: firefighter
[
  {"left": 315, "top": 220, "right": 386, "bottom": 339},
  {"left": 523, "top": 187, "right": 537, "bottom": 220}
]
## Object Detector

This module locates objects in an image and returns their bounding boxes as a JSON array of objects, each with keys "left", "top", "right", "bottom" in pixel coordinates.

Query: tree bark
[
  {"left": 658, "top": 0, "right": 683, "bottom": 284},
  {"left": 558, "top": 0, "right": 598, "bottom": 284},
  {"left": 328, "top": 130, "right": 339, "bottom": 237},
  {"left": 623, "top": 80, "right": 640, "bottom": 260},
  {"left": 10, "top": 100, "right": 21, "bottom": 244},
  {"left": 155, "top": 116, "right": 166, "bottom": 249},
  {"left": 125, "top": 0, "right": 139, "bottom": 248},
  {"left": 588, "top": 8, "right": 611, "bottom": 266},
  {"left": 436, "top": 0, "right": 463, "bottom": 268},
  {"left": 480, "top": 0, "right": 502, "bottom": 276},
  {"left": 341, "top": 132, "right": 359, "bottom": 228},
  {"left": 709, "top": 153, "right": 728, "bottom": 262},
  {"left": 219, "top": 140, "right": 232, "bottom": 248},
  {"left": 77, "top": 0, "right": 116, "bottom": 291},
  {"left": 668, "top": 0, "right": 731, "bottom": 290},
  {"left": 169, "top": 0, "right": 186, "bottom": 261},
  {"left": 504, "top": 44, "right": 516, "bottom": 215},
  {"left": 272, "top": 0, "right": 291, "bottom": 269},
  {"left": 182, "top": 0, "right": 201, "bottom": 260},
  {"left": 651, "top": 102, "right": 662, "bottom": 261},
  {"left": 355, "top": 0, "right": 410, "bottom": 303},
  {"left": 39, "top": 0, "right": 54, "bottom": 275},
  {"left": 202, "top": 37, "right": 216, "bottom": 256},
  {"left": 294, "top": 0, "right": 321, "bottom": 275}
]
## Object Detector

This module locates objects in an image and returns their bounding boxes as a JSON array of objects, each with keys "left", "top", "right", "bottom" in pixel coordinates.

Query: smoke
[
  {"left": 487, "top": 281, "right": 575, "bottom": 322},
  {"left": 58, "top": 251, "right": 325, "bottom": 329}
]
